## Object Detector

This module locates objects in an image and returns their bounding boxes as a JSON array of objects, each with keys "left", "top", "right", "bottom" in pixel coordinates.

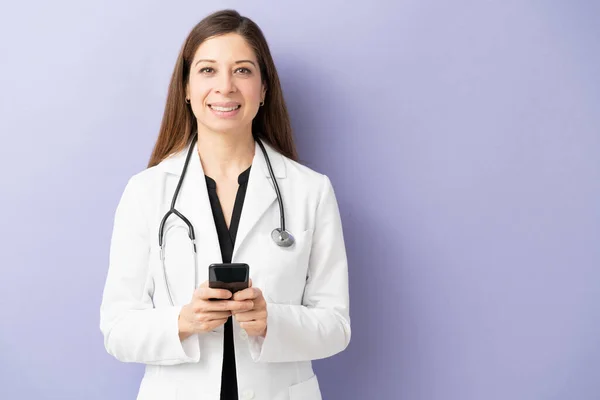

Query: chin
[{"left": 199, "top": 120, "right": 251, "bottom": 136}]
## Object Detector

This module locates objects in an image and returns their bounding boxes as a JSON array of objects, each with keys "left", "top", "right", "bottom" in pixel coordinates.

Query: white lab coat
[{"left": 100, "top": 138, "right": 351, "bottom": 400}]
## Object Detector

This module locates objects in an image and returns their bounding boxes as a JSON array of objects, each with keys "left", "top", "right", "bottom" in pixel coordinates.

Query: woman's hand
[
  {"left": 232, "top": 280, "right": 268, "bottom": 338},
  {"left": 178, "top": 281, "right": 254, "bottom": 341}
]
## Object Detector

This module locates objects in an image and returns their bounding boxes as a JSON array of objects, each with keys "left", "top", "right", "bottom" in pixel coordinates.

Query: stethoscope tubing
[{"left": 157, "top": 133, "right": 293, "bottom": 306}]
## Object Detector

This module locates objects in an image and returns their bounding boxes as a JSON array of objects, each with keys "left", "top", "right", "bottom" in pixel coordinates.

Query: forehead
[{"left": 192, "top": 33, "right": 258, "bottom": 63}]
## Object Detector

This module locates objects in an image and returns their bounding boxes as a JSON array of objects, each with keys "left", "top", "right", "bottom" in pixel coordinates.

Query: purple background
[{"left": 1, "top": 1, "right": 599, "bottom": 399}]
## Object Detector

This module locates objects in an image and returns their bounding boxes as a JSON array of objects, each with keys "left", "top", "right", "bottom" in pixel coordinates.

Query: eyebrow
[{"left": 193, "top": 59, "right": 257, "bottom": 68}]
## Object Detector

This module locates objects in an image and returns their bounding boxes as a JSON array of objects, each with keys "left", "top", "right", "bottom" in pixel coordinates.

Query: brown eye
[
  {"left": 236, "top": 67, "right": 251, "bottom": 74},
  {"left": 199, "top": 67, "right": 214, "bottom": 73}
]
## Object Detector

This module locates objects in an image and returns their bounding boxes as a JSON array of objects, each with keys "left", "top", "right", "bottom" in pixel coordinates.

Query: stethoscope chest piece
[{"left": 271, "top": 228, "right": 295, "bottom": 247}]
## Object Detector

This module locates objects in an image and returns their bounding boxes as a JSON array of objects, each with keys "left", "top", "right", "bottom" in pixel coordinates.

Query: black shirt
[{"left": 205, "top": 165, "right": 252, "bottom": 400}]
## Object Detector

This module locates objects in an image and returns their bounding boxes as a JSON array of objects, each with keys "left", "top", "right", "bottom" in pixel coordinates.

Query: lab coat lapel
[
  {"left": 167, "top": 143, "right": 222, "bottom": 268},
  {"left": 232, "top": 139, "right": 284, "bottom": 260}
]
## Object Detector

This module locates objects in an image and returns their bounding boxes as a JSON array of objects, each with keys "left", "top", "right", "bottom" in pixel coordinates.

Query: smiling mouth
[{"left": 208, "top": 105, "right": 241, "bottom": 112}]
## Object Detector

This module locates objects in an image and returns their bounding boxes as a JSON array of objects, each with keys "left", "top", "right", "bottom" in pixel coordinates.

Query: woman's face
[{"left": 186, "top": 33, "right": 266, "bottom": 136}]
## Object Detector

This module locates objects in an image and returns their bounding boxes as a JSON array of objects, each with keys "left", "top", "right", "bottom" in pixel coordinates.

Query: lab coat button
[
  {"left": 240, "top": 329, "right": 249, "bottom": 340},
  {"left": 242, "top": 389, "right": 255, "bottom": 399}
]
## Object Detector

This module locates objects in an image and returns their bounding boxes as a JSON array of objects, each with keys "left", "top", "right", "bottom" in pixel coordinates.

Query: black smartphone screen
[{"left": 208, "top": 263, "right": 249, "bottom": 293}]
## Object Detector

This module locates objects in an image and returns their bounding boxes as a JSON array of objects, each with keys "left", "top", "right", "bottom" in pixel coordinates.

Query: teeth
[{"left": 210, "top": 105, "right": 240, "bottom": 112}]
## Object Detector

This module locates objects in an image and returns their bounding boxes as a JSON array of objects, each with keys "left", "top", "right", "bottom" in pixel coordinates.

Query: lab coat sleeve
[
  {"left": 248, "top": 174, "right": 351, "bottom": 362},
  {"left": 99, "top": 175, "right": 200, "bottom": 365}
]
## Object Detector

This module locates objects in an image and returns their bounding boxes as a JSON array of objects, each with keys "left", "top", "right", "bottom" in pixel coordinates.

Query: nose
[{"left": 214, "top": 72, "right": 236, "bottom": 94}]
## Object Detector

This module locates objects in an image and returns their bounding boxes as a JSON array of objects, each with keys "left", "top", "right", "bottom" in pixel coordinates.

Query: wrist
[{"left": 178, "top": 307, "right": 193, "bottom": 341}]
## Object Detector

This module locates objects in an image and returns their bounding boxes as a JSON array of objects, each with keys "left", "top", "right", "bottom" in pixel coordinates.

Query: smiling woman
[
  {"left": 100, "top": 8, "right": 350, "bottom": 400},
  {"left": 187, "top": 34, "right": 265, "bottom": 129},
  {"left": 147, "top": 10, "right": 298, "bottom": 169}
]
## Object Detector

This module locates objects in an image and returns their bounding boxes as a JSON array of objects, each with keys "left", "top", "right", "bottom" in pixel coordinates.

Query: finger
[
  {"left": 225, "top": 300, "right": 254, "bottom": 312},
  {"left": 195, "top": 287, "right": 232, "bottom": 301},
  {"left": 193, "top": 282, "right": 208, "bottom": 298},
  {"left": 231, "top": 288, "right": 251, "bottom": 301},
  {"left": 194, "top": 283, "right": 210, "bottom": 298},
  {"left": 194, "top": 311, "right": 232, "bottom": 321},
  {"left": 231, "top": 279, "right": 253, "bottom": 300},
  {"left": 196, "top": 318, "right": 229, "bottom": 333},
  {"left": 233, "top": 309, "right": 266, "bottom": 322},
  {"left": 239, "top": 320, "right": 266, "bottom": 335},
  {"left": 233, "top": 287, "right": 262, "bottom": 301},
  {"left": 198, "top": 299, "right": 254, "bottom": 313}
]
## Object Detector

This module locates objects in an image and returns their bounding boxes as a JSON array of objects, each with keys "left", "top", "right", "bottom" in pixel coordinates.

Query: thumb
[{"left": 194, "top": 281, "right": 209, "bottom": 296}]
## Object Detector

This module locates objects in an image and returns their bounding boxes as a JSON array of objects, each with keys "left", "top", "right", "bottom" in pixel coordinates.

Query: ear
[{"left": 261, "top": 82, "right": 267, "bottom": 101}]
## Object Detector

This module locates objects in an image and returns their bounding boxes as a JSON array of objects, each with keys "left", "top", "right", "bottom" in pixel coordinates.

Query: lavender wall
[{"left": 1, "top": 1, "right": 599, "bottom": 399}]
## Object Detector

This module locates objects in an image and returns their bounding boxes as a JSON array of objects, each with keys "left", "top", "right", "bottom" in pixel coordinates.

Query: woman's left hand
[{"left": 232, "top": 280, "right": 268, "bottom": 338}]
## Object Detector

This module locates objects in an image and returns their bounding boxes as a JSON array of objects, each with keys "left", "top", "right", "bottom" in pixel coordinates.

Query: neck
[{"left": 196, "top": 127, "right": 255, "bottom": 180}]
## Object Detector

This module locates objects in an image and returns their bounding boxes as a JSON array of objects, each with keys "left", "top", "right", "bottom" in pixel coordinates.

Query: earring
[
  {"left": 260, "top": 100, "right": 265, "bottom": 106},
  {"left": 185, "top": 98, "right": 190, "bottom": 104}
]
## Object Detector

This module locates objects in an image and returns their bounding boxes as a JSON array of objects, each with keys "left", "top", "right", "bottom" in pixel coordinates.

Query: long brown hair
[{"left": 147, "top": 9, "right": 298, "bottom": 168}]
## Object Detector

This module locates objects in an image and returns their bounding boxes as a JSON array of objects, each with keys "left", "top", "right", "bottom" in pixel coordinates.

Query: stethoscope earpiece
[{"left": 271, "top": 228, "right": 295, "bottom": 247}]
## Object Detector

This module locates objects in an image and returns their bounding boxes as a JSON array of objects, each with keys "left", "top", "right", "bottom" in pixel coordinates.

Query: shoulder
[
  {"left": 114, "top": 161, "right": 173, "bottom": 215},
  {"left": 121, "top": 164, "right": 163, "bottom": 194},
  {"left": 278, "top": 152, "right": 336, "bottom": 204},
  {"left": 276, "top": 152, "right": 342, "bottom": 229},
  {"left": 122, "top": 144, "right": 185, "bottom": 192}
]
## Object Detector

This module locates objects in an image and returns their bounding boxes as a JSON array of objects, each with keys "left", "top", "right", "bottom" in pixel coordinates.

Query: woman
[{"left": 100, "top": 9, "right": 350, "bottom": 400}]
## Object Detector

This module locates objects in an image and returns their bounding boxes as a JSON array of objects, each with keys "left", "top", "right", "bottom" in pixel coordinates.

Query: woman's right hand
[{"left": 178, "top": 281, "right": 254, "bottom": 341}]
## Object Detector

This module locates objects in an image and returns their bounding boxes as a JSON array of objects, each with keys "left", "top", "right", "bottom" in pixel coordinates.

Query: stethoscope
[{"left": 157, "top": 133, "right": 295, "bottom": 305}]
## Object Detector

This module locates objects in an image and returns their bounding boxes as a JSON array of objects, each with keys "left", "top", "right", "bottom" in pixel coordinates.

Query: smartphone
[{"left": 208, "top": 263, "right": 250, "bottom": 294}]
